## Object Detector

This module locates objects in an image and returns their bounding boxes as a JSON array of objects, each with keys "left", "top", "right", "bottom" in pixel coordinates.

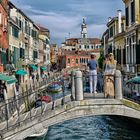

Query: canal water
[{"left": 27, "top": 116, "right": 140, "bottom": 140}]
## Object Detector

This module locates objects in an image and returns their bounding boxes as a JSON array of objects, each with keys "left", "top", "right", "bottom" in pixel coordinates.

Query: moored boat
[{"left": 47, "top": 83, "right": 62, "bottom": 93}]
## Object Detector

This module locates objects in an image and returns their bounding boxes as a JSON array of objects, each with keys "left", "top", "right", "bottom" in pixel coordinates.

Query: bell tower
[{"left": 81, "top": 18, "right": 87, "bottom": 38}]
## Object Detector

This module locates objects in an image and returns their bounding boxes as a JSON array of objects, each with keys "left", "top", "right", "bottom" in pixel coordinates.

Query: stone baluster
[
  {"left": 71, "top": 70, "right": 75, "bottom": 101},
  {"left": 115, "top": 70, "right": 123, "bottom": 99},
  {"left": 75, "top": 71, "right": 84, "bottom": 101}
]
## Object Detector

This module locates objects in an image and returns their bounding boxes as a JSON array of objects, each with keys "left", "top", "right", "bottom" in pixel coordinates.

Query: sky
[{"left": 11, "top": 0, "right": 124, "bottom": 45}]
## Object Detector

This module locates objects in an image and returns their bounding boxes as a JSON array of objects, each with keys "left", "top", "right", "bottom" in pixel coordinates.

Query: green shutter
[
  {"left": 13, "top": 47, "right": 20, "bottom": 68},
  {"left": 1, "top": 52, "right": 6, "bottom": 67}
]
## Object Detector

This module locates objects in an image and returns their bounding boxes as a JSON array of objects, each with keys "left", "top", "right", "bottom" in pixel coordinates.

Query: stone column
[
  {"left": 71, "top": 70, "right": 75, "bottom": 100},
  {"left": 75, "top": 71, "right": 83, "bottom": 101},
  {"left": 115, "top": 70, "right": 122, "bottom": 99}
]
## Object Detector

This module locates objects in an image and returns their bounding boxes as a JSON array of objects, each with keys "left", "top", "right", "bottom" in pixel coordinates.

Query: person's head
[
  {"left": 90, "top": 54, "right": 96, "bottom": 59},
  {"left": 109, "top": 53, "right": 114, "bottom": 61},
  {"left": 105, "top": 54, "right": 109, "bottom": 60}
]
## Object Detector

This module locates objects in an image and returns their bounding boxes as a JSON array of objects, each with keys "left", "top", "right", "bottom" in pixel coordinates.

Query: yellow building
[
  {"left": 122, "top": 0, "right": 140, "bottom": 75},
  {"left": 102, "top": 10, "right": 126, "bottom": 70}
]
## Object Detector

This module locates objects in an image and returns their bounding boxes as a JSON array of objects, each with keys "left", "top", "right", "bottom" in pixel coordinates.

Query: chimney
[
  {"left": 108, "top": 17, "right": 112, "bottom": 22},
  {"left": 118, "top": 10, "right": 122, "bottom": 33}
]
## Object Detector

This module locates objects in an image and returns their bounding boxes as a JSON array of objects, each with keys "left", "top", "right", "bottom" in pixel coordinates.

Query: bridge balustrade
[
  {"left": 0, "top": 74, "right": 72, "bottom": 132},
  {"left": 83, "top": 73, "right": 115, "bottom": 98}
]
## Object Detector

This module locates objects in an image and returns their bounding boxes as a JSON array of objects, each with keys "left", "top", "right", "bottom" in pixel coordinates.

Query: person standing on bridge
[
  {"left": 104, "top": 53, "right": 117, "bottom": 98},
  {"left": 87, "top": 54, "right": 98, "bottom": 95}
]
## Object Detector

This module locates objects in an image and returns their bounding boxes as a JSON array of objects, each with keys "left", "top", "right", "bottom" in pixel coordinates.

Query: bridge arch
[{"left": 3, "top": 99, "right": 140, "bottom": 140}]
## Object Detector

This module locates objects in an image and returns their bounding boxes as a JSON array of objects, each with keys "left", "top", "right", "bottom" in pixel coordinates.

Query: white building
[{"left": 62, "top": 18, "right": 102, "bottom": 51}]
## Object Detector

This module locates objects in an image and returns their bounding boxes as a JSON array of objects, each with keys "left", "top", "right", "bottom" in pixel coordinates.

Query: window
[
  {"left": 20, "top": 48, "right": 25, "bottom": 59},
  {"left": 32, "top": 30, "right": 37, "bottom": 38},
  {"left": 91, "top": 46, "right": 93, "bottom": 49},
  {"left": 76, "top": 59, "right": 78, "bottom": 64},
  {"left": 85, "top": 45, "right": 86, "bottom": 49},
  {"left": 68, "top": 58, "right": 70, "bottom": 63},
  {"left": 33, "top": 51, "right": 38, "bottom": 59},
  {"left": 126, "top": 7, "right": 129, "bottom": 26},
  {"left": 12, "top": 26, "right": 19, "bottom": 38},
  {"left": 109, "top": 26, "right": 113, "bottom": 38},
  {"left": 79, "top": 45, "right": 81, "bottom": 49},
  {"left": 25, "top": 20, "right": 28, "bottom": 33},
  {"left": 131, "top": 0, "right": 135, "bottom": 23}
]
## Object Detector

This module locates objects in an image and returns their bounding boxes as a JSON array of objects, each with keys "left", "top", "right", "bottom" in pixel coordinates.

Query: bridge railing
[
  {"left": 0, "top": 74, "right": 73, "bottom": 132},
  {"left": 82, "top": 71, "right": 116, "bottom": 99}
]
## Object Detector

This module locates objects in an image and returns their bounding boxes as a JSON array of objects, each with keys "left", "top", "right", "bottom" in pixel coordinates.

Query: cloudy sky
[{"left": 11, "top": 0, "right": 124, "bottom": 45}]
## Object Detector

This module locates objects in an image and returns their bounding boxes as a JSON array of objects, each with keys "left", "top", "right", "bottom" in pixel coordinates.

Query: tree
[{"left": 98, "top": 49, "right": 104, "bottom": 70}]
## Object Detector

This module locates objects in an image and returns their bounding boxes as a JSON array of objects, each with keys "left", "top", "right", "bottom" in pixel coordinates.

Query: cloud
[{"left": 11, "top": 0, "right": 124, "bottom": 45}]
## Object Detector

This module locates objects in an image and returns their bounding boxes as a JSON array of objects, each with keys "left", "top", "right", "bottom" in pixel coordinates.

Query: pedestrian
[
  {"left": 104, "top": 53, "right": 117, "bottom": 98},
  {"left": 15, "top": 82, "right": 19, "bottom": 92},
  {"left": 87, "top": 54, "right": 98, "bottom": 94},
  {"left": 97, "top": 70, "right": 103, "bottom": 92},
  {"left": 42, "top": 73, "right": 45, "bottom": 81},
  {"left": 36, "top": 73, "right": 39, "bottom": 82},
  {"left": 32, "top": 73, "right": 35, "bottom": 83}
]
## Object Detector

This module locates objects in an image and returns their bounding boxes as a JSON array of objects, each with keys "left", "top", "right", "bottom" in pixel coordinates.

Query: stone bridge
[
  {"left": 1, "top": 96, "right": 140, "bottom": 140},
  {"left": 0, "top": 70, "right": 140, "bottom": 140}
]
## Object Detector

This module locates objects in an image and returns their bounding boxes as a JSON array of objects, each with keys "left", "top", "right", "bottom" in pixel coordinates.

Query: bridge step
[{"left": 84, "top": 93, "right": 105, "bottom": 99}]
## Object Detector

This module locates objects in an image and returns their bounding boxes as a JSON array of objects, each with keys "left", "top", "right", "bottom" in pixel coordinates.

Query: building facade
[
  {"left": 0, "top": 0, "right": 8, "bottom": 72},
  {"left": 58, "top": 49, "right": 100, "bottom": 70},
  {"left": 38, "top": 25, "right": 50, "bottom": 72},
  {"left": 122, "top": 0, "right": 140, "bottom": 75},
  {"left": 102, "top": 10, "right": 126, "bottom": 71}
]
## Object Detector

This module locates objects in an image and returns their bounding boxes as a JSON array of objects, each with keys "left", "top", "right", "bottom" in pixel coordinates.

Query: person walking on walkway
[{"left": 87, "top": 54, "right": 98, "bottom": 95}]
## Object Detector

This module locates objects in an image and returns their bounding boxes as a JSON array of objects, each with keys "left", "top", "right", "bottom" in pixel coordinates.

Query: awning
[
  {"left": 41, "top": 66, "right": 47, "bottom": 71},
  {"left": 29, "top": 64, "right": 38, "bottom": 70},
  {"left": 0, "top": 73, "right": 17, "bottom": 84},
  {"left": 16, "top": 69, "right": 28, "bottom": 76},
  {"left": 126, "top": 76, "right": 140, "bottom": 84}
]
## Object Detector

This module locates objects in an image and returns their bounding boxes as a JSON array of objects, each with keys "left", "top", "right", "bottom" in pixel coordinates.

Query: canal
[{"left": 27, "top": 116, "right": 140, "bottom": 140}]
